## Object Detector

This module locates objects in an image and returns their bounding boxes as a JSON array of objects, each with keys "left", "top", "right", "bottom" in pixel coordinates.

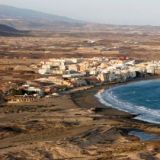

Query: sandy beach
[{"left": 0, "top": 82, "right": 160, "bottom": 159}]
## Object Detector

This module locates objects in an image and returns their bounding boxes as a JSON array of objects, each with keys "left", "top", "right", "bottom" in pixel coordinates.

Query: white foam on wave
[
  {"left": 95, "top": 91, "right": 112, "bottom": 107},
  {"left": 96, "top": 87, "right": 160, "bottom": 124}
]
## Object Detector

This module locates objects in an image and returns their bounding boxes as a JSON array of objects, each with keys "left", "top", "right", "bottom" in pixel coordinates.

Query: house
[
  {"left": 146, "top": 66, "right": 155, "bottom": 75},
  {"left": 89, "top": 68, "right": 98, "bottom": 75},
  {"left": 70, "top": 78, "right": 87, "bottom": 87},
  {"left": 97, "top": 73, "right": 109, "bottom": 82},
  {"left": 48, "top": 77, "right": 73, "bottom": 87},
  {"left": 128, "top": 70, "right": 137, "bottom": 79},
  {"left": 125, "top": 60, "right": 135, "bottom": 66},
  {"left": 85, "top": 77, "right": 100, "bottom": 85},
  {"left": 7, "top": 95, "right": 38, "bottom": 104},
  {"left": 63, "top": 70, "right": 86, "bottom": 78},
  {"left": 79, "top": 62, "right": 90, "bottom": 72},
  {"left": 52, "top": 69, "right": 64, "bottom": 75},
  {"left": 59, "top": 63, "right": 66, "bottom": 71},
  {"left": 38, "top": 64, "right": 51, "bottom": 75},
  {"left": 68, "top": 64, "right": 80, "bottom": 72}
]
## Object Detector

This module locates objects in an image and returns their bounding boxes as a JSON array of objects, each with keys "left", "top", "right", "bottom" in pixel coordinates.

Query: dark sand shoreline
[
  {"left": 71, "top": 76, "right": 160, "bottom": 133},
  {"left": 72, "top": 78, "right": 159, "bottom": 121}
]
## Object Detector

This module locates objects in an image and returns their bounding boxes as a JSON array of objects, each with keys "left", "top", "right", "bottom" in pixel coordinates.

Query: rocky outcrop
[{"left": 0, "top": 24, "right": 28, "bottom": 36}]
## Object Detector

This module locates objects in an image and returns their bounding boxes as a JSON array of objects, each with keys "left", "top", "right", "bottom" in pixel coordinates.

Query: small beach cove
[
  {"left": 96, "top": 79, "right": 160, "bottom": 124},
  {"left": 71, "top": 77, "right": 160, "bottom": 147}
]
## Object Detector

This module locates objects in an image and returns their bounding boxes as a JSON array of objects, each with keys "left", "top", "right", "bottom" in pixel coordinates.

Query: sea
[{"left": 96, "top": 79, "right": 160, "bottom": 124}]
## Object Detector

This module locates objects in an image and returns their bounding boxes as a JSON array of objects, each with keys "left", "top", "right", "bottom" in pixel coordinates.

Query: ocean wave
[{"left": 96, "top": 87, "right": 160, "bottom": 124}]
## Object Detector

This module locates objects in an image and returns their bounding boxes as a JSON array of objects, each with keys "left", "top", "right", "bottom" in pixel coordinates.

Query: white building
[
  {"left": 63, "top": 71, "right": 86, "bottom": 78},
  {"left": 38, "top": 64, "right": 51, "bottom": 75},
  {"left": 146, "top": 66, "right": 155, "bottom": 74}
]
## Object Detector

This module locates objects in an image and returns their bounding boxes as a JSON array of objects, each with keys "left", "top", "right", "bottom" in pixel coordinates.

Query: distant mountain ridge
[{"left": 0, "top": 5, "right": 85, "bottom": 30}]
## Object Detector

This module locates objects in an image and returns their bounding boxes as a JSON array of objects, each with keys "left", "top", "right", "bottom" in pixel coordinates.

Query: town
[{"left": 2, "top": 56, "right": 160, "bottom": 104}]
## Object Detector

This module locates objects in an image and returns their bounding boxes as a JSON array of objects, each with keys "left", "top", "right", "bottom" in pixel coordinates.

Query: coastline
[
  {"left": 70, "top": 78, "right": 160, "bottom": 157},
  {"left": 71, "top": 76, "right": 160, "bottom": 145},
  {"left": 71, "top": 76, "right": 160, "bottom": 125},
  {"left": 95, "top": 79, "right": 160, "bottom": 125}
]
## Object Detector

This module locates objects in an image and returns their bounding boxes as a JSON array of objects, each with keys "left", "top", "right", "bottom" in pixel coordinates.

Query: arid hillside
[{"left": 1, "top": 28, "right": 160, "bottom": 60}]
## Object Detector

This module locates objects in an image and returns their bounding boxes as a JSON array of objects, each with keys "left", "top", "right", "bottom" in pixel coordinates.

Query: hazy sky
[{"left": 0, "top": 0, "right": 160, "bottom": 25}]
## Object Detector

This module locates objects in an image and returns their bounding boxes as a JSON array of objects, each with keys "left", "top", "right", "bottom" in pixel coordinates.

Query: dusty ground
[
  {"left": 0, "top": 86, "right": 160, "bottom": 160},
  {"left": 1, "top": 29, "right": 160, "bottom": 60}
]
